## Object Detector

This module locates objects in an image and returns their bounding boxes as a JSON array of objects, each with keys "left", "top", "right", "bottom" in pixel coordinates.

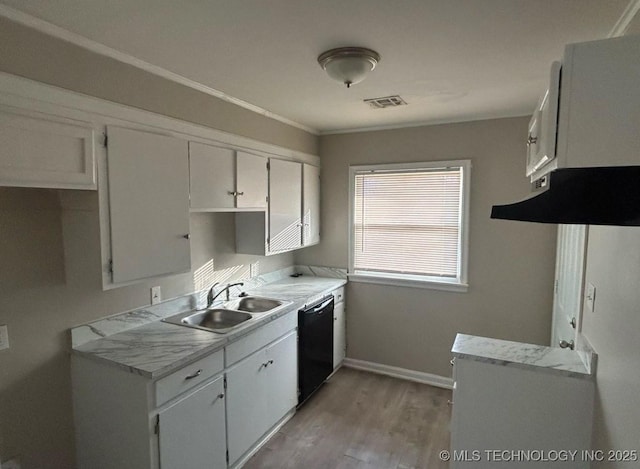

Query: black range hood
[{"left": 491, "top": 166, "right": 640, "bottom": 226}]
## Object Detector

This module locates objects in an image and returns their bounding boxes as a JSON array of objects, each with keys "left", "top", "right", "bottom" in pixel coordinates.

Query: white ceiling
[{"left": 0, "top": 0, "right": 633, "bottom": 134}]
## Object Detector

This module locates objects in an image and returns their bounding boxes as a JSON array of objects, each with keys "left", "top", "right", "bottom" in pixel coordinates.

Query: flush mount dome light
[{"left": 317, "top": 47, "right": 380, "bottom": 88}]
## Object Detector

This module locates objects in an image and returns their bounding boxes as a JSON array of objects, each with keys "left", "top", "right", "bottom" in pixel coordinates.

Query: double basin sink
[{"left": 163, "top": 296, "right": 289, "bottom": 334}]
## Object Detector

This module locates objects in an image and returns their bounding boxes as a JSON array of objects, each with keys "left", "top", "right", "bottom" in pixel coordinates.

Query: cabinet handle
[
  {"left": 183, "top": 234, "right": 191, "bottom": 240},
  {"left": 447, "top": 400, "right": 454, "bottom": 406},
  {"left": 559, "top": 340, "right": 575, "bottom": 350},
  {"left": 228, "top": 190, "right": 237, "bottom": 196},
  {"left": 217, "top": 393, "right": 225, "bottom": 399},
  {"left": 526, "top": 135, "right": 538, "bottom": 146},
  {"left": 237, "top": 191, "right": 244, "bottom": 196},
  {"left": 450, "top": 359, "right": 455, "bottom": 367},
  {"left": 569, "top": 317, "right": 577, "bottom": 329},
  {"left": 185, "top": 369, "right": 202, "bottom": 380}
]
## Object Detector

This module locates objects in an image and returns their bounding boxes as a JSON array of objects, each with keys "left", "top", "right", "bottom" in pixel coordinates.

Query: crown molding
[
  {"left": 0, "top": 4, "right": 319, "bottom": 135},
  {"left": 608, "top": 0, "right": 640, "bottom": 37}
]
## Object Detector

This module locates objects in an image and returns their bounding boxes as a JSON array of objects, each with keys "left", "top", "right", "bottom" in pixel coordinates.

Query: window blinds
[{"left": 353, "top": 167, "right": 463, "bottom": 278}]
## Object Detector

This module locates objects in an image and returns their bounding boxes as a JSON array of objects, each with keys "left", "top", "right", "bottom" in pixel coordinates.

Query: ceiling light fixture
[{"left": 317, "top": 47, "right": 380, "bottom": 88}]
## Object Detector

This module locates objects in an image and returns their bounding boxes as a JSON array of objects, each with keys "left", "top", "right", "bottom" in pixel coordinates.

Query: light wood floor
[{"left": 245, "top": 367, "right": 452, "bottom": 469}]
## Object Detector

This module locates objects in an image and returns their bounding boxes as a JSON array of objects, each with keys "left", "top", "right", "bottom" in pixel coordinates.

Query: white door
[
  {"left": 265, "top": 331, "right": 298, "bottom": 427},
  {"left": 189, "top": 142, "right": 235, "bottom": 210},
  {"left": 551, "top": 224, "right": 588, "bottom": 348},
  {"left": 107, "top": 126, "right": 190, "bottom": 283},
  {"left": 269, "top": 159, "right": 302, "bottom": 252},
  {"left": 302, "top": 164, "right": 321, "bottom": 246},
  {"left": 333, "top": 301, "right": 346, "bottom": 369},
  {"left": 225, "top": 348, "right": 269, "bottom": 465},
  {"left": 236, "top": 151, "right": 267, "bottom": 209},
  {"left": 158, "top": 376, "right": 227, "bottom": 469}
]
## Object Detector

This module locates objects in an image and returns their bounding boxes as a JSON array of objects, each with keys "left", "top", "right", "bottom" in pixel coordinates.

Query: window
[{"left": 348, "top": 160, "right": 470, "bottom": 291}]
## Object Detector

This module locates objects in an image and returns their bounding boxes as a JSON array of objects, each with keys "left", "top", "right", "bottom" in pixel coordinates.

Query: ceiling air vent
[{"left": 364, "top": 95, "right": 407, "bottom": 109}]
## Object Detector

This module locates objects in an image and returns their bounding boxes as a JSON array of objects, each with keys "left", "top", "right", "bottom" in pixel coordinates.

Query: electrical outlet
[
  {"left": 586, "top": 283, "right": 596, "bottom": 312},
  {"left": 151, "top": 286, "right": 162, "bottom": 305},
  {"left": 0, "top": 325, "right": 9, "bottom": 351}
]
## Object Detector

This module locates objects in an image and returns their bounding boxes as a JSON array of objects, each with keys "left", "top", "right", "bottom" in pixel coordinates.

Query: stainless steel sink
[
  {"left": 225, "top": 296, "right": 283, "bottom": 313},
  {"left": 163, "top": 308, "right": 251, "bottom": 333}
]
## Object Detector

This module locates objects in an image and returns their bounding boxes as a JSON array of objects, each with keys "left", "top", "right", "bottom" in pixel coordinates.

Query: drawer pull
[{"left": 185, "top": 369, "right": 203, "bottom": 380}]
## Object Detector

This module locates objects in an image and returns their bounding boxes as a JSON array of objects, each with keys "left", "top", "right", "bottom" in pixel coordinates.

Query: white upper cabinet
[
  {"left": 107, "top": 126, "right": 190, "bottom": 284},
  {"left": 189, "top": 141, "right": 267, "bottom": 211},
  {"left": 268, "top": 158, "right": 302, "bottom": 253},
  {"left": 302, "top": 163, "right": 320, "bottom": 247},
  {"left": 236, "top": 151, "right": 268, "bottom": 208},
  {"left": 0, "top": 105, "right": 96, "bottom": 190},
  {"left": 236, "top": 159, "right": 320, "bottom": 256},
  {"left": 189, "top": 143, "right": 235, "bottom": 209},
  {"left": 529, "top": 35, "right": 640, "bottom": 180}
]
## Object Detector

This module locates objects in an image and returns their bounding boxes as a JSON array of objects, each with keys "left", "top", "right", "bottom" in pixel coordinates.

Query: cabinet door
[
  {"left": 158, "top": 376, "right": 227, "bottom": 469},
  {"left": 269, "top": 159, "right": 302, "bottom": 252},
  {"left": 189, "top": 142, "right": 235, "bottom": 210},
  {"left": 107, "top": 127, "right": 190, "bottom": 283},
  {"left": 226, "top": 348, "right": 269, "bottom": 465},
  {"left": 265, "top": 331, "right": 298, "bottom": 427},
  {"left": 302, "top": 164, "right": 320, "bottom": 246},
  {"left": 0, "top": 106, "right": 96, "bottom": 189},
  {"left": 333, "top": 301, "right": 346, "bottom": 369},
  {"left": 236, "top": 151, "right": 267, "bottom": 209}
]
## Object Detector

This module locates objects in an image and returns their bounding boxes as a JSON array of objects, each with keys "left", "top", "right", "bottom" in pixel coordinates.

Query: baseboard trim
[{"left": 343, "top": 358, "right": 453, "bottom": 390}]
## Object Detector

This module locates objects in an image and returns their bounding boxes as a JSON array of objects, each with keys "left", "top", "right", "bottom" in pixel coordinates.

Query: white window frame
[{"left": 348, "top": 160, "right": 471, "bottom": 292}]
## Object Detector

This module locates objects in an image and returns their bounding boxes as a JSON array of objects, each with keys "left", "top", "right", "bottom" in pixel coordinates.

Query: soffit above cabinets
[{"left": 0, "top": 0, "right": 632, "bottom": 133}]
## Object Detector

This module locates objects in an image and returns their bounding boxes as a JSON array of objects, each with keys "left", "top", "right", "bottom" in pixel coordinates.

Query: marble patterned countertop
[
  {"left": 72, "top": 269, "right": 346, "bottom": 379},
  {"left": 451, "top": 333, "right": 596, "bottom": 380}
]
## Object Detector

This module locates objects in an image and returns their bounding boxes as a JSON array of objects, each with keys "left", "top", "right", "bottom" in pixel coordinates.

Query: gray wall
[
  {"left": 571, "top": 25, "right": 640, "bottom": 465},
  {"left": 0, "top": 16, "right": 317, "bottom": 469},
  {"left": 581, "top": 228, "right": 640, "bottom": 463},
  {"left": 296, "top": 117, "right": 558, "bottom": 378},
  {"left": 0, "top": 16, "right": 317, "bottom": 155}
]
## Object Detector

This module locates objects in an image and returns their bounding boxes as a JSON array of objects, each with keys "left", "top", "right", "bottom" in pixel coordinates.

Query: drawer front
[
  {"left": 155, "top": 349, "right": 224, "bottom": 406},
  {"left": 225, "top": 310, "right": 296, "bottom": 367}
]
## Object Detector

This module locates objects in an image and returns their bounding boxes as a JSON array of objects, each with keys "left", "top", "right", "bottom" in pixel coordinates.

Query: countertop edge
[
  {"left": 451, "top": 333, "right": 595, "bottom": 381},
  {"left": 72, "top": 278, "right": 346, "bottom": 379}
]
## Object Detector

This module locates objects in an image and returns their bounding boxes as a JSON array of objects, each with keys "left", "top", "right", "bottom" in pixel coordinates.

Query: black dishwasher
[{"left": 297, "top": 295, "right": 334, "bottom": 406}]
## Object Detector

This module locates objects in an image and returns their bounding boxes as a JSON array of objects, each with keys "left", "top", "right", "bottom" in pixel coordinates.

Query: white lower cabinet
[
  {"left": 158, "top": 376, "right": 227, "bottom": 469},
  {"left": 332, "top": 287, "right": 346, "bottom": 369},
  {"left": 450, "top": 356, "right": 594, "bottom": 469},
  {"left": 226, "top": 330, "right": 298, "bottom": 466},
  {"left": 333, "top": 300, "right": 346, "bottom": 369},
  {"left": 72, "top": 312, "right": 298, "bottom": 469}
]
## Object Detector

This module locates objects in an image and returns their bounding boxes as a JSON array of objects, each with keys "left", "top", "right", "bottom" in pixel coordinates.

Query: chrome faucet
[{"left": 206, "top": 282, "right": 244, "bottom": 308}]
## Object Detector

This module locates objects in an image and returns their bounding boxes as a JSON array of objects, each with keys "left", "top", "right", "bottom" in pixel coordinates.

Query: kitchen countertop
[
  {"left": 73, "top": 276, "right": 346, "bottom": 379},
  {"left": 451, "top": 333, "right": 596, "bottom": 380}
]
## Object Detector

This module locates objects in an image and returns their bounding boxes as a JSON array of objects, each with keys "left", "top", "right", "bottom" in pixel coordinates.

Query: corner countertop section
[
  {"left": 451, "top": 333, "right": 596, "bottom": 380},
  {"left": 73, "top": 276, "right": 346, "bottom": 379}
]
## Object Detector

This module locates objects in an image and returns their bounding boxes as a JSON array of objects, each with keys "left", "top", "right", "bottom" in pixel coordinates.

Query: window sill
[{"left": 347, "top": 273, "right": 468, "bottom": 293}]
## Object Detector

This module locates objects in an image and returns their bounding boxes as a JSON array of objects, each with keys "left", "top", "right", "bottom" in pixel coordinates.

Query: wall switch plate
[
  {"left": 151, "top": 286, "right": 162, "bottom": 305},
  {"left": 0, "top": 325, "right": 9, "bottom": 351},
  {"left": 586, "top": 283, "right": 596, "bottom": 312}
]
